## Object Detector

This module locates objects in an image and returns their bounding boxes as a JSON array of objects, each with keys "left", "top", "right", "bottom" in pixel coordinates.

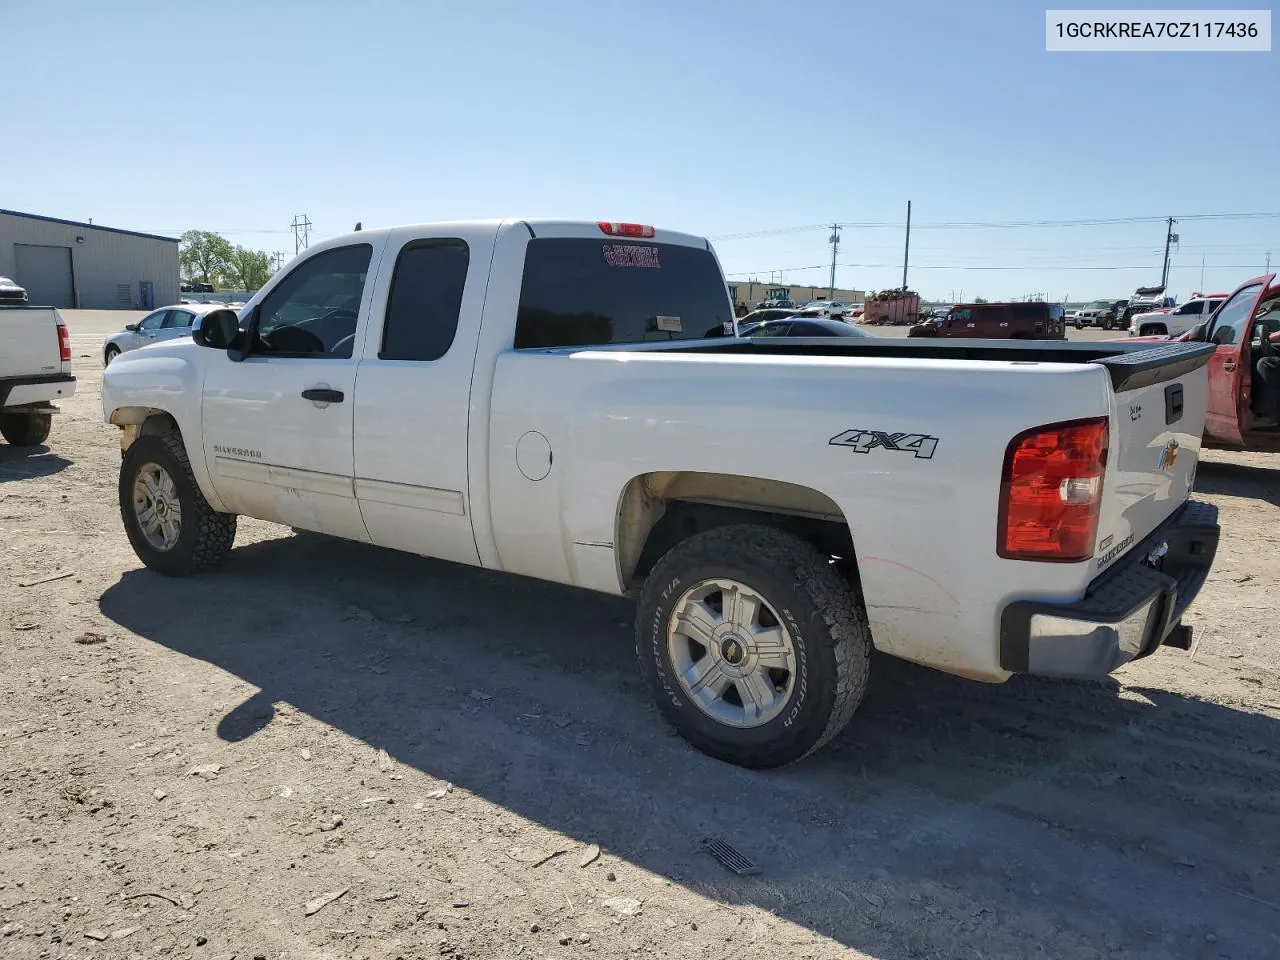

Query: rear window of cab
[{"left": 514, "top": 238, "right": 731, "bottom": 349}]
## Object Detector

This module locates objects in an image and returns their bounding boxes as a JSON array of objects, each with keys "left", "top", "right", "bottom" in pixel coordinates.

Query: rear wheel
[
  {"left": 636, "top": 524, "right": 871, "bottom": 768},
  {"left": 119, "top": 431, "right": 237, "bottom": 576},
  {"left": 0, "top": 412, "right": 52, "bottom": 446}
]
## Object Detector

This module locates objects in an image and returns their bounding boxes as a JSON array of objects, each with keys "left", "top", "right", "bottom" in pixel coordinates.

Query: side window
[
  {"left": 1176, "top": 302, "right": 1197, "bottom": 315},
  {"left": 950, "top": 308, "right": 971, "bottom": 326},
  {"left": 380, "top": 239, "right": 470, "bottom": 361},
  {"left": 255, "top": 244, "right": 373, "bottom": 358},
  {"left": 163, "top": 310, "right": 194, "bottom": 328},
  {"left": 138, "top": 310, "right": 168, "bottom": 331},
  {"left": 1206, "top": 283, "right": 1263, "bottom": 346}
]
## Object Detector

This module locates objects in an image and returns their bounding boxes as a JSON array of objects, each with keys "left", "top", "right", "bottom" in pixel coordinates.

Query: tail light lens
[
  {"left": 598, "top": 221, "right": 655, "bottom": 238},
  {"left": 56, "top": 317, "right": 72, "bottom": 362},
  {"left": 998, "top": 417, "right": 1109, "bottom": 562}
]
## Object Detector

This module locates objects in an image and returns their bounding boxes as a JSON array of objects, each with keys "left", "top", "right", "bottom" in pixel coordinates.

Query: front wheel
[
  {"left": 104, "top": 345, "right": 120, "bottom": 366},
  {"left": 636, "top": 524, "right": 871, "bottom": 768},
  {"left": 0, "top": 412, "right": 52, "bottom": 446},
  {"left": 119, "top": 431, "right": 237, "bottom": 576}
]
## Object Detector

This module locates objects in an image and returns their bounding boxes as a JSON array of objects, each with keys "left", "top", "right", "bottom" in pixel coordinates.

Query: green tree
[
  {"left": 179, "top": 230, "right": 233, "bottom": 287},
  {"left": 224, "top": 246, "right": 273, "bottom": 292},
  {"left": 973, "top": 296, "right": 989, "bottom": 304}
]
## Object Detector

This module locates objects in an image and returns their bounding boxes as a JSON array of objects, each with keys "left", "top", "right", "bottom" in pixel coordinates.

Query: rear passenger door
[{"left": 353, "top": 227, "right": 497, "bottom": 567}]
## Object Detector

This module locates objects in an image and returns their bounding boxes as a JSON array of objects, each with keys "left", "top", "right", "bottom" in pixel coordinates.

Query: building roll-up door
[{"left": 14, "top": 243, "right": 75, "bottom": 308}]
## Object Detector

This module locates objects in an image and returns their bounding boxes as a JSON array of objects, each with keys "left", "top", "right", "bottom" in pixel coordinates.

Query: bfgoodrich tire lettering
[
  {"left": 636, "top": 524, "right": 871, "bottom": 768},
  {"left": 119, "top": 431, "right": 236, "bottom": 576}
]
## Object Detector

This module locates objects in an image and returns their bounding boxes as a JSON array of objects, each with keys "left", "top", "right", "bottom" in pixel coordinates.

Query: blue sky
[{"left": 3, "top": 0, "right": 1275, "bottom": 301}]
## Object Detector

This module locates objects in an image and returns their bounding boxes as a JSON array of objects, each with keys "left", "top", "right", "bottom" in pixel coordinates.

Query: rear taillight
[
  {"left": 56, "top": 318, "right": 72, "bottom": 362},
  {"left": 998, "top": 417, "right": 1109, "bottom": 562},
  {"left": 598, "top": 221, "right": 655, "bottom": 238}
]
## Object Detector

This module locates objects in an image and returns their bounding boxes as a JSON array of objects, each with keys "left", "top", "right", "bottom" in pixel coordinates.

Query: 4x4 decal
[{"left": 829, "top": 429, "right": 939, "bottom": 460}]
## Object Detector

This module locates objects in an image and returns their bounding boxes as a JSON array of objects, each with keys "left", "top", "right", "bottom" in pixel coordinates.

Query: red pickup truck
[{"left": 1126, "top": 273, "right": 1280, "bottom": 452}]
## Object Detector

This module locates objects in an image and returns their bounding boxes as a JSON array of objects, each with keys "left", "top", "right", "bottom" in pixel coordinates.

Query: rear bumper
[
  {"left": 998, "top": 500, "right": 1219, "bottom": 678},
  {"left": 0, "top": 373, "right": 77, "bottom": 409}
]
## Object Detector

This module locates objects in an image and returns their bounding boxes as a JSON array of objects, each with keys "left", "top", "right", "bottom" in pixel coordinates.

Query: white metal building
[{"left": 0, "top": 209, "right": 179, "bottom": 310}]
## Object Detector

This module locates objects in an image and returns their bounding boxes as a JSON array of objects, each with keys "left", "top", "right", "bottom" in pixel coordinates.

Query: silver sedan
[{"left": 103, "top": 303, "right": 228, "bottom": 365}]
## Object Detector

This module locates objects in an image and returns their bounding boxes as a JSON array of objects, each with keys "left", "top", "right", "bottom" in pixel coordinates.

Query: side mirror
[
  {"left": 125, "top": 323, "right": 139, "bottom": 332},
  {"left": 192, "top": 309, "right": 240, "bottom": 350},
  {"left": 1186, "top": 322, "right": 1208, "bottom": 343}
]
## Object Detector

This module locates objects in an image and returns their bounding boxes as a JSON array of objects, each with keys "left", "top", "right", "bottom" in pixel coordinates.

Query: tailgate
[
  {"left": 1092, "top": 343, "right": 1215, "bottom": 569},
  {"left": 0, "top": 308, "right": 61, "bottom": 380}
]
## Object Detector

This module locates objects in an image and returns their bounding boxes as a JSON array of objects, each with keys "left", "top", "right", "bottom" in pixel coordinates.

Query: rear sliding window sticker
[
  {"left": 829, "top": 429, "right": 939, "bottom": 460},
  {"left": 602, "top": 244, "right": 661, "bottom": 268}
]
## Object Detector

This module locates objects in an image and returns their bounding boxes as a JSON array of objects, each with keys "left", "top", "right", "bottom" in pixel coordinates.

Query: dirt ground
[{"left": 2, "top": 310, "right": 1279, "bottom": 960}]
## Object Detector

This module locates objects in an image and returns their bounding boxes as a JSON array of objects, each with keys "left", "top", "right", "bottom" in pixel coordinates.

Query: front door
[
  {"left": 200, "top": 242, "right": 379, "bottom": 541},
  {"left": 1202, "top": 275, "right": 1273, "bottom": 445}
]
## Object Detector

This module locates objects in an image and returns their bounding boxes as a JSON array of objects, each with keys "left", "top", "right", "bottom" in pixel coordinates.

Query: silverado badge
[{"left": 1159, "top": 439, "right": 1179, "bottom": 472}]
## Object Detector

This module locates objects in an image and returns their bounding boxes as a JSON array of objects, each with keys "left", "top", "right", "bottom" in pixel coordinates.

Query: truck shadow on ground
[
  {"left": 99, "top": 532, "right": 1280, "bottom": 959},
  {"left": 1196, "top": 457, "right": 1280, "bottom": 508},
  {"left": 0, "top": 444, "right": 72, "bottom": 483}
]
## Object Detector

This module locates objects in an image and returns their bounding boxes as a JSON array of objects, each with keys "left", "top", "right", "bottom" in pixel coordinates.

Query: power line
[
  {"left": 710, "top": 210, "right": 1280, "bottom": 240},
  {"left": 728, "top": 261, "right": 1279, "bottom": 275}
]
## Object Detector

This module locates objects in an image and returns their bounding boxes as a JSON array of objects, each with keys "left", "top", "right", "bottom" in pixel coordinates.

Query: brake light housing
[
  {"left": 998, "top": 417, "right": 1109, "bottom": 562},
  {"left": 598, "top": 221, "right": 655, "bottom": 238},
  {"left": 56, "top": 316, "right": 72, "bottom": 363}
]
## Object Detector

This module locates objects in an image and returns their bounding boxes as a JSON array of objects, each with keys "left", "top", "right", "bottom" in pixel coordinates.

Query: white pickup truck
[
  {"left": 102, "top": 219, "right": 1221, "bottom": 768},
  {"left": 0, "top": 307, "right": 76, "bottom": 446}
]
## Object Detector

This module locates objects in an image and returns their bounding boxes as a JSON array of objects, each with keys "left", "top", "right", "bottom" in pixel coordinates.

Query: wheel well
[
  {"left": 109, "top": 408, "right": 179, "bottom": 450},
  {"left": 616, "top": 472, "right": 858, "bottom": 589},
  {"left": 1139, "top": 322, "right": 1167, "bottom": 335}
]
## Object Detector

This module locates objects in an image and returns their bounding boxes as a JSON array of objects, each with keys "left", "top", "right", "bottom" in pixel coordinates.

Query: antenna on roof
[{"left": 354, "top": 222, "right": 362, "bottom": 232}]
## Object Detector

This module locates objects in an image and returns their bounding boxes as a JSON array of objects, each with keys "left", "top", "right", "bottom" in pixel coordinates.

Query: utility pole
[
  {"left": 1160, "top": 216, "right": 1178, "bottom": 289},
  {"left": 291, "top": 214, "right": 312, "bottom": 255},
  {"left": 901, "top": 200, "right": 912, "bottom": 291},
  {"left": 1200, "top": 255, "right": 1205, "bottom": 292},
  {"left": 1267, "top": 251, "right": 1272, "bottom": 274},
  {"left": 828, "top": 223, "right": 841, "bottom": 298},
  {"left": 272, "top": 251, "right": 287, "bottom": 272}
]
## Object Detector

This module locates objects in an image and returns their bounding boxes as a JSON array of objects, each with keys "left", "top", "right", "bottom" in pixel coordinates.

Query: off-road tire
[
  {"left": 0, "top": 412, "right": 52, "bottom": 446},
  {"left": 119, "top": 431, "right": 236, "bottom": 576},
  {"left": 636, "top": 524, "right": 871, "bottom": 768}
]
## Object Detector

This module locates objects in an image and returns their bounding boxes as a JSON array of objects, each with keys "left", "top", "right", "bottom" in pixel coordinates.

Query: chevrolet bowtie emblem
[{"left": 1159, "top": 439, "right": 1179, "bottom": 472}]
